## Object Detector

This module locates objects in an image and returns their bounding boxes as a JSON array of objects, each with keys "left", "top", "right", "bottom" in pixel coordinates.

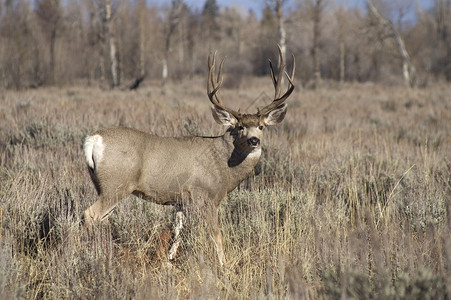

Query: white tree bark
[
  {"left": 162, "top": 0, "right": 183, "bottom": 87},
  {"left": 105, "top": 0, "right": 119, "bottom": 87},
  {"left": 161, "top": 59, "right": 168, "bottom": 86},
  {"left": 336, "top": 8, "right": 346, "bottom": 86},
  {"left": 276, "top": 0, "right": 286, "bottom": 67},
  {"left": 312, "top": 0, "right": 323, "bottom": 89}
]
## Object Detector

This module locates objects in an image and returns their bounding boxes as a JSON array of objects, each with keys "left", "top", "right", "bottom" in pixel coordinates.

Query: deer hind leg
[
  {"left": 84, "top": 196, "right": 109, "bottom": 227},
  {"left": 83, "top": 191, "right": 127, "bottom": 227}
]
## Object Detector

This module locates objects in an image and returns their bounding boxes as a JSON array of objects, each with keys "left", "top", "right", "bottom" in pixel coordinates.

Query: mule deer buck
[{"left": 83, "top": 46, "right": 295, "bottom": 265}]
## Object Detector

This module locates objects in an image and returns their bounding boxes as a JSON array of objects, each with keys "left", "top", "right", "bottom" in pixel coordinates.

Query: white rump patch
[{"left": 83, "top": 134, "right": 104, "bottom": 169}]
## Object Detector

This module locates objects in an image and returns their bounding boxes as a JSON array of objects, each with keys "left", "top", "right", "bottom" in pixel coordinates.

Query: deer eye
[{"left": 258, "top": 125, "right": 264, "bottom": 130}]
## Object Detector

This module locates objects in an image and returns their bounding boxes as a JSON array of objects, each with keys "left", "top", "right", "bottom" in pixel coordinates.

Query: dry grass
[{"left": 0, "top": 79, "right": 450, "bottom": 299}]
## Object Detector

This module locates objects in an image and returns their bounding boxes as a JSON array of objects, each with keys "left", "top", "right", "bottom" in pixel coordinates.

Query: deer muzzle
[{"left": 248, "top": 137, "right": 260, "bottom": 147}]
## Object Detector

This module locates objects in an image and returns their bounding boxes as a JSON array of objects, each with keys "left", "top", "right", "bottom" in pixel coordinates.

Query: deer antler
[
  {"left": 207, "top": 52, "right": 241, "bottom": 118},
  {"left": 258, "top": 45, "right": 295, "bottom": 116}
]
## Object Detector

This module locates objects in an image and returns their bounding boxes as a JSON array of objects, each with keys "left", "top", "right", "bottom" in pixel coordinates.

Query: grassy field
[{"left": 0, "top": 79, "right": 450, "bottom": 299}]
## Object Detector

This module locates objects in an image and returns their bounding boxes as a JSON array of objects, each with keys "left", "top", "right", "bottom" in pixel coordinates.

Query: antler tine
[
  {"left": 207, "top": 52, "right": 222, "bottom": 105},
  {"left": 258, "top": 45, "right": 296, "bottom": 116},
  {"left": 287, "top": 53, "right": 295, "bottom": 86},
  {"left": 275, "top": 44, "right": 287, "bottom": 99},
  {"left": 268, "top": 60, "right": 277, "bottom": 94},
  {"left": 207, "top": 51, "right": 240, "bottom": 118},
  {"left": 278, "top": 53, "right": 296, "bottom": 99},
  {"left": 207, "top": 53, "right": 216, "bottom": 95}
]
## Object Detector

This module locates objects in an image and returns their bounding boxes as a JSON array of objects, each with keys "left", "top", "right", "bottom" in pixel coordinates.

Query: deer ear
[
  {"left": 211, "top": 106, "right": 238, "bottom": 126},
  {"left": 263, "top": 103, "right": 287, "bottom": 126}
]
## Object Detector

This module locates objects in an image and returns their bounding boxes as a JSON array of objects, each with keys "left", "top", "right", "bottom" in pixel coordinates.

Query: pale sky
[
  {"left": 151, "top": 0, "right": 435, "bottom": 22},
  {"left": 182, "top": 0, "right": 435, "bottom": 16}
]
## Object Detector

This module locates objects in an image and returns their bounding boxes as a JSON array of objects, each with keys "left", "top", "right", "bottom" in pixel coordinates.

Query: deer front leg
[
  {"left": 167, "top": 200, "right": 225, "bottom": 266},
  {"left": 207, "top": 206, "right": 226, "bottom": 266},
  {"left": 168, "top": 210, "right": 186, "bottom": 261}
]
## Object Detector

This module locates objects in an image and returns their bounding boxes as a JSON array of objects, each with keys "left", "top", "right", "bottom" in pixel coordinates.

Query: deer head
[{"left": 207, "top": 45, "right": 295, "bottom": 163}]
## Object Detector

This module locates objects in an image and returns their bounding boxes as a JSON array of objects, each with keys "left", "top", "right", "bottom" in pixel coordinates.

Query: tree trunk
[
  {"left": 161, "top": 0, "right": 183, "bottom": 87},
  {"left": 276, "top": 0, "right": 286, "bottom": 67},
  {"left": 337, "top": 8, "right": 345, "bottom": 86},
  {"left": 105, "top": 0, "right": 119, "bottom": 88},
  {"left": 397, "top": 37, "right": 413, "bottom": 86},
  {"left": 162, "top": 58, "right": 168, "bottom": 87},
  {"left": 49, "top": 28, "right": 56, "bottom": 85},
  {"left": 368, "top": 0, "right": 415, "bottom": 87},
  {"left": 312, "top": 0, "right": 322, "bottom": 89},
  {"left": 340, "top": 40, "right": 345, "bottom": 85}
]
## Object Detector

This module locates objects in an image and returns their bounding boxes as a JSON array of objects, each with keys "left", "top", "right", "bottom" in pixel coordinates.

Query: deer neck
[{"left": 220, "top": 131, "right": 262, "bottom": 190}]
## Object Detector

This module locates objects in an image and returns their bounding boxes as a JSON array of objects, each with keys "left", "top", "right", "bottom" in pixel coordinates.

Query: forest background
[{"left": 0, "top": 0, "right": 450, "bottom": 90}]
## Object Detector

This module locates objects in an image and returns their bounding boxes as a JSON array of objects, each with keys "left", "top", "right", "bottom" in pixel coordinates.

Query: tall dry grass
[{"left": 0, "top": 80, "right": 450, "bottom": 299}]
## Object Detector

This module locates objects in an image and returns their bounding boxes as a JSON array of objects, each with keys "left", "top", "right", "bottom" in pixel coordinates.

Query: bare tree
[
  {"left": 104, "top": 0, "right": 119, "bottom": 87},
  {"left": 368, "top": 0, "right": 416, "bottom": 87},
  {"left": 276, "top": 0, "right": 286, "bottom": 65},
  {"left": 296, "top": 0, "right": 326, "bottom": 88},
  {"left": 35, "top": 0, "right": 61, "bottom": 85},
  {"left": 392, "top": 0, "right": 413, "bottom": 32},
  {"left": 432, "top": 0, "right": 451, "bottom": 80},
  {"left": 0, "top": 0, "right": 40, "bottom": 89},
  {"left": 266, "top": 0, "right": 288, "bottom": 67},
  {"left": 336, "top": 7, "right": 346, "bottom": 85},
  {"left": 201, "top": 0, "right": 221, "bottom": 43},
  {"left": 162, "top": 0, "right": 185, "bottom": 87},
  {"left": 311, "top": 0, "right": 324, "bottom": 88},
  {"left": 84, "top": 0, "right": 105, "bottom": 85},
  {"left": 220, "top": 7, "right": 244, "bottom": 56},
  {"left": 138, "top": 0, "right": 147, "bottom": 79}
]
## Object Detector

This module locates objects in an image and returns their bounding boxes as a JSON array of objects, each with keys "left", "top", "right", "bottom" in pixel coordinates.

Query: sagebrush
[{"left": 0, "top": 81, "right": 449, "bottom": 299}]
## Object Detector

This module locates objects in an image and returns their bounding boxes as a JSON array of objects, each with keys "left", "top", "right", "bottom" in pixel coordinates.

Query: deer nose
[{"left": 248, "top": 137, "right": 260, "bottom": 147}]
